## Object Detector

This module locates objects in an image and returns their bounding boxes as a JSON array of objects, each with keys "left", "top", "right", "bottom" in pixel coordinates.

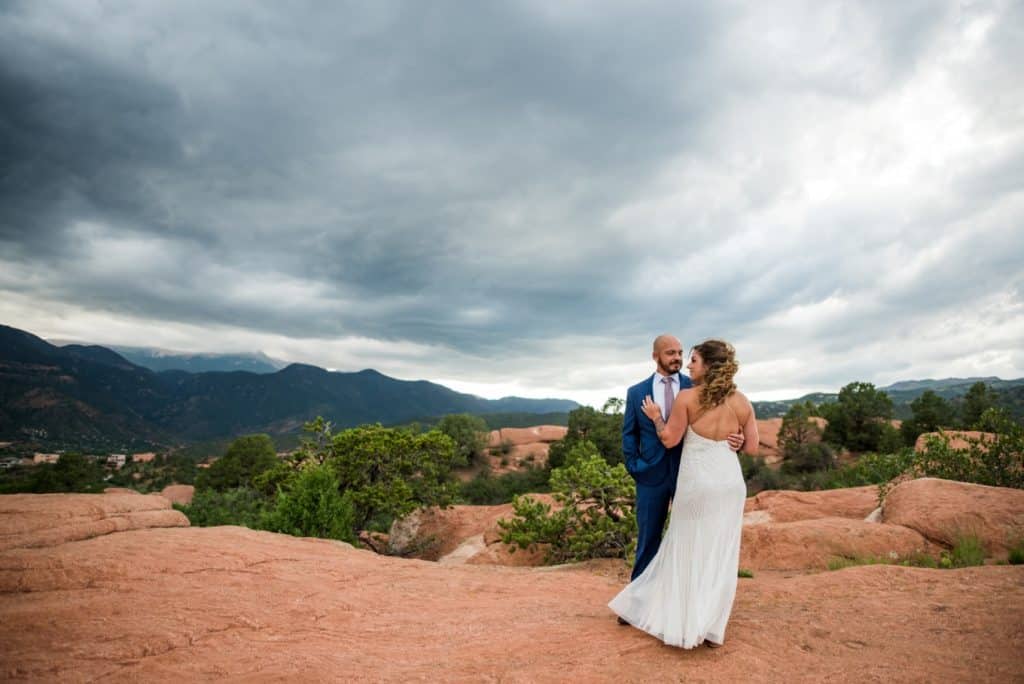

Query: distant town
[{"left": 0, "top": 448, "right": 212, "bottom": 473}]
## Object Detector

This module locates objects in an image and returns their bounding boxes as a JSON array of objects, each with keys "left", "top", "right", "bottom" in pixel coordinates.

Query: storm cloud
[{"left": 1, "top": 0, "right": 1022, "bottom": 406}]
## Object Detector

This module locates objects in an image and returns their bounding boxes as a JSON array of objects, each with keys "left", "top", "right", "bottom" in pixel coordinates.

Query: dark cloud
[
  {"left": 0, "top": 30, "right": 185, "bottom": 251},
  {"left": 0, "top": 0, "right": 1021, "bottom": 401}
]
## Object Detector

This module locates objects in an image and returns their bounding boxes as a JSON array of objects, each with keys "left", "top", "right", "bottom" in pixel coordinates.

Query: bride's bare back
[
  {"left": 680, "top": 390, "right": 755, "bottom": 443},
  {"left": 643, "top": 382, "right": 759, "bottom": 454}
]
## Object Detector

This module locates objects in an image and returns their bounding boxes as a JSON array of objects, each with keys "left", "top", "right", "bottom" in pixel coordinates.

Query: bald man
[{"left": 620, "top": 335, "right": 744, "bottom": 603}]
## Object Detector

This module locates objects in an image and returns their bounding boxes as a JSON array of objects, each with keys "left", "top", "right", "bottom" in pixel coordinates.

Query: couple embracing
[{"left": 609, "top": 335, "right": 759, "bottom": 649}]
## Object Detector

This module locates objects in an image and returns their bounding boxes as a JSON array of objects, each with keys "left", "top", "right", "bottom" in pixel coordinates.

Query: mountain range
[
  {"left": 0, "top": 325, "right": 577, "bottom": 449},
  {"left": 3, "top": 324, "right": 1021, "bottom": 449},
  {"left": 108, "top": 346, "right": 287, "bottom": 374},
  {"left": 751, "top": 377, "right": 1024, "bottom": 419}
]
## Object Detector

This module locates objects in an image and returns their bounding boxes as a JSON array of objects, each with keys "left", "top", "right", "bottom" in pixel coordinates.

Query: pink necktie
[{"left": 663, "top": 376, "right": 674, "bottom": 420}]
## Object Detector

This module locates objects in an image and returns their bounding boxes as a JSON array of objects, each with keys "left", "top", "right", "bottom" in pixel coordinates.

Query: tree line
[{"left": 4, "top": 380, "right": 1019, "bottom": 566}]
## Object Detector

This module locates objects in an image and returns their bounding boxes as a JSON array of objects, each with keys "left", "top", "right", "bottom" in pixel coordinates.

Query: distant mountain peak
[
  {"left": 108, "top": 345, "right": 287, "bottom": 374},
  {"left": 61, "top": 344, "right": 138, "bottom": 371},
  {"left": 881, "top": 377, "right": 1003, "bottom": 392},
  {"left": 279, "top": 362, "right": 328, "bottom": 374}
]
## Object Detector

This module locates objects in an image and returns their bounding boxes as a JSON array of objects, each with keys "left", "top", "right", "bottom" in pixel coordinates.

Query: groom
[{"left": 621, "top": 334, "right": 744, "bottom": 591}]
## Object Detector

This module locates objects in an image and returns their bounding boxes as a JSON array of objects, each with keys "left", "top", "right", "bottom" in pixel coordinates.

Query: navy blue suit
[{"left": 622, "top": 373, "right": 692, "bottom": 579}]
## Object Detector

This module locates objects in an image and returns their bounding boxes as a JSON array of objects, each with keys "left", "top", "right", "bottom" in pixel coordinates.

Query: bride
[{"left": 608, "top": 339, "right": 759, "bottom": 649}]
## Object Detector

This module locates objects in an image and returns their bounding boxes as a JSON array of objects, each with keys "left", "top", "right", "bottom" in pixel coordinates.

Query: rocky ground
[{"left": 1, "top": 482, "right": 1022, "bottom": 682}]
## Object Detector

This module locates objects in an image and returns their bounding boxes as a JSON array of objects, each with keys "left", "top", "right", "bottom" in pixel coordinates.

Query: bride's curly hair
[{"left": 693, "top": 339, "right": 738, "bottom": 412}]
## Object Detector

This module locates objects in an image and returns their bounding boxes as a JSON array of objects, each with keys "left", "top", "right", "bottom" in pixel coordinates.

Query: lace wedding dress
[{"left": 608, "top": 426, "right": 747, "bottom": 648}]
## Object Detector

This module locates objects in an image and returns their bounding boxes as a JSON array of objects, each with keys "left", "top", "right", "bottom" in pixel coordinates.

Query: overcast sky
[{"left": 1, "top": 0, "right": 1022, "bottom": 408}]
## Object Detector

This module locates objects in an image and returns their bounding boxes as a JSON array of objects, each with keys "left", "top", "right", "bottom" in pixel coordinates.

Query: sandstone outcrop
[
  {"left": 882, "top": 478, "right": 1024, "bottom": 556},
  {"left": 914, "top": 430, "right": 996, "bottom": 452},
  {"left": 740, "top": 517, "right": 934, "bottom": 570},
  {"left": 464, "top": 536, "right": 550, "bottom": 566},
  {"left": 0, "top": 510, "right": 1021, "bottom": 681},
  {"left": 0, "top": 492, "right": 189, "bottom": 553},
  {"left": 487, "top": 426, "right": 568, "bottom": 448},
  {"left": 482, "top": 425, "right": 568, "bottom": 475},
  {"left": 387, "top": 496, "right": 557, "bottom": 562},
  {"left": 744, "top": 486, "right": 879, "bottom": 524},
  {"left": 159, "top": 484, "right": 195, "bottom": 506}
]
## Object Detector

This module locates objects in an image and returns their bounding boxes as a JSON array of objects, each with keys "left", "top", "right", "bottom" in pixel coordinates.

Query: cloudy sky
[{"left": 1, "top": 0, "right": 1022, "bottom": 408}]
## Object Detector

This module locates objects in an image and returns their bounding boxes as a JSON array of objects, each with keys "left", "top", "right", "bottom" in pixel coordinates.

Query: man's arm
[
  {"left": 622, "top": 388, "right": 640, "bottom": 467},
  {"left": 739, "top": 394, "right": 760, "bottom": 455}
]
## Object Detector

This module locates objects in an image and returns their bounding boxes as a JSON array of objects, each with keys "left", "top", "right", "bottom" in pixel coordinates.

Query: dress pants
[{"left": 631, "top": 474, "right": 674, "bottom": 580}]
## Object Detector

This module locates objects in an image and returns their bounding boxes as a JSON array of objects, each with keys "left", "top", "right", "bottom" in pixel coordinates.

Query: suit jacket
[{"left": 622, "top": 373, "right": 692, "bottom": 487}]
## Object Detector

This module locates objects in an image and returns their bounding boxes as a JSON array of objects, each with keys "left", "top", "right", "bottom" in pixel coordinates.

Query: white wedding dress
[{"left": 608, "top": 426, "right": 747, "bottom": 648}]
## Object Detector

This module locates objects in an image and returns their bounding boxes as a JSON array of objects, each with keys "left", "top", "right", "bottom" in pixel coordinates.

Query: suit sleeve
[{"left": 622, "top": 387, "right": 640, "bottom": 469}]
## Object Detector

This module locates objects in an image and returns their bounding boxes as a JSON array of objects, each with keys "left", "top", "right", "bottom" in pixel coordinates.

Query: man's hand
[{"left": 726, "top": 431, "right": 745, "bottom": 452}]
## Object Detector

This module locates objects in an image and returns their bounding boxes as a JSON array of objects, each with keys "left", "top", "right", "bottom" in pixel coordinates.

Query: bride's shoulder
[
  {"left": 728, "top": 390, "right": 754, "bottom": 418},
  {"left": 727, "top": 389, "right": 752, "bottom": 409}
]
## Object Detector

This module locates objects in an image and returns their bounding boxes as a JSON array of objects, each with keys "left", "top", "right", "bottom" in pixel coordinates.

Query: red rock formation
[
  {"left": 740, "top": 517, "right": 934, "bottom": 570},
  {"left": 473, "top": 425, "right": 569, "bottom": 476},
  {"left": 159, "top": 485, "right": 195, "bottom": 506},
  {"left": 0, "top": 518, "right": 1020, "bottom": 681},
  {"left": 744, "top": 486, "right": 879, "bottom": 523},
  {"left": 882, "top": 478, "right": 1024, "bottom": 556},
  {"left": 486, "top": 425, "right": 568, "bottom": 448},
  {"left": 0, "top": 492, "right": 189, "bottom": 553},
  {"left": 914, "top": 430, "right": 996, "bottom": 452},
  {"left": 388, "top": 496, "right": 557, "bottom": 562},
  {"left": 465, "top": 537, "right": 549, "bottom": 566},
  {"left": 357, "top": 530, "right": 389, "bottom": 554}
]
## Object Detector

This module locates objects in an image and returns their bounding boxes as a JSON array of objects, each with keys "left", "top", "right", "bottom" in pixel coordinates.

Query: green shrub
[
  {"left": 499, "top": 442, "right": 636, "bottom": 564},
  {"left": 961, "top": 382, "right": 998, "bottom": 429},
  {"left": 547, "top": 403, "right": 624, "bottom": 470},
  {"left": 877, "top": 424, "right": 906, "bottom": 455},
  {"left": 824, "top": 450, "right": 915, "bottom": 489},
  {"left": 261, "top": 465, "right": 357, "bottom": 543},
  {"left": 780, "top": 442, "right": 835, "bottom": 475},
  {"left": 252, "top": 461, "right": 296, "bottom": 497},
  {"left": 820, "top": 382, "right": 894, "bottom": 452},
  {"left": 778, "top": 402, "right": 829, "bottom": 476},
  {"left": 177, "top": 487, "right": 270, "bottom": 528},
  {"left": 946, "top": 534, "right": 986, "bottom": 568},
  {"left": 912, "top": 409, "right": 1022, "bottom": 489},
  {"left": 739, "top": 452, "right": 783, "bottom": 494},
  {"left": 15, "top": 453, "right": 107, "bottom": 494},
  {"left": 737, "top": 569, "right": 754, "bottom": 578},
  {"left": 903, "top": 552, "right": 939, "bottom": 568},
  {"left": 436, "top": 414, "right": 490, "bottom": 467},
  {"left": 826, "top": 555, "right": 898, "bottom": 571},
  {"left": 458, "top": 468, "right": 550, "bottom": 505},
  {"left": 0, "top": 453, "right": 108, "bottom": 494},
  {"left": 318, "top": 422, "right": 461, "bottom": 531},
  {"left": 827, "top": 552, "right": 938, "bottom": 570},
  {"left": 195, "top": 434, "right": 279, "bottom": 492},
  {"left": 1008, "top": 541, "right": 1024, "bottom": 565}
]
